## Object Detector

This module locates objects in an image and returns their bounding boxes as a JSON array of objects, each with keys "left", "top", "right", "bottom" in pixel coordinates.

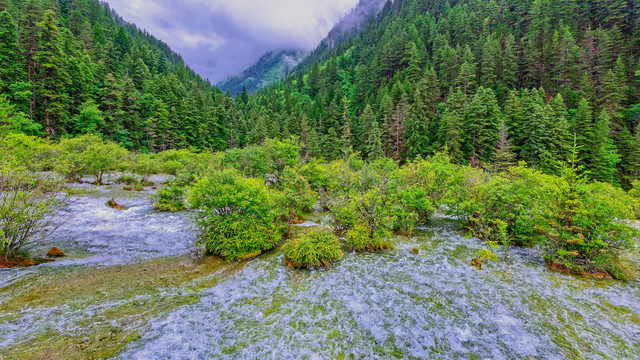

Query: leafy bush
[
  {"left": 153, "top": 178, "right": 189, "bottom": 211},
  {"left": 131, "top": 153, "right": 161, "bottom": 182},
  {"left": 629, "top": 180, "right": 640, "bottom": 219},
  {"left": 396, "top": 154, "right": 461, "bottom": 225},
  {"left": 272, "top": 166, "right": 317, "bottom": 234},
  {"left": 344, "top": 225, "right": 393, "bottom": 251},
  {"left": 57, "top": 134, "right": 128, "bottom": 183},
  {"left": 0, "top": 134, "right": 56, "bottom": 170},
  {"left": 536, "top": 164, "right": 639, "bottom": 278},
  {"left": 282, "top": 228, "right": 343, "bottom": 268},
  {"left": 222, "top": 138, "right": 300, "bottom": 178},
  {"left": 0, "top": 168, "right": 69, "bottom": 259},
  {"left": 450, "top": 164, "right": 548, "bottom": 248},
  {"left": 327, "top": 159, "right": 396, "bottom": 239},
  {"left": 188, "top": 169, "right": 282, "bottom": 260},
  {"left": 158, "top": 149, "right": 218, "bottom": 176}
]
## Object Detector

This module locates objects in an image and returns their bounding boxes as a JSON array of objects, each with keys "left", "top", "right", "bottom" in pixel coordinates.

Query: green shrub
[
  {"left": 450, "top": 164, "right": 549, "bottom": 248},
  {"left": 132, "top": 153, "right": 161, "bottom": 182},
  {"left": 0, "top": 134, "right": 56, "bottom": 170},
  {"left": 327, "top": 159, "right": 396, "bottom": 238},
  {"left": 536, "top": 163, "right": 639, "bottom": 278},
  {"left": 272, "top": 166, "right": 317, "bottom": 234},
  {"left": 396, "top": 154, "right": 461, "bottom": 225},
  {"left": 0, "top": 168, "right": 69, "bottom": 259},
  {"left": 153, "top": 174, "right": 193, "bottom": 211},
  {"left": 344, "top": 225, "right": 393, "bottom": 251},
  {"left": 282, "top": 228, "right": 343, "bottom": 268},
  {"left": 116, "top": 175, "right": 138, "bottom": 185},
  {"left": 188, "top": 169, "right": 282, "bottom": 260},
  {"left": 57, "top": 134, "right": 128, "bottom": 183},
  {"left": 222, "top": 138, "right": 301, "bottom": 178},
  {"left": 630, "top": 180, "right": 640, "bottom": 219}
]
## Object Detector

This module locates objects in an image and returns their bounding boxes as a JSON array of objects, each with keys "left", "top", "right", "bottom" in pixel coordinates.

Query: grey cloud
[{"left": 104, "top": 0, "right": 359, "bottom": 83}]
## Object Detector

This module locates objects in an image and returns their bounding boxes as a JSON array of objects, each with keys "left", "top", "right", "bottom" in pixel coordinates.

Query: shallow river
[{"left": 1, "top": 183, "right": 639, "bottom": 359}]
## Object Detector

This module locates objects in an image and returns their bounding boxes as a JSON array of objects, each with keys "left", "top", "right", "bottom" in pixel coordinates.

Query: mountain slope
[
  {"left": 0, "top": 0, "right": 232, "bottom": 151},
  {"left": 218, "top": 49, "right": 306, "bottom": 95},
  {"left": 241, "top": 0, "right": 640, "bottom": 186}
]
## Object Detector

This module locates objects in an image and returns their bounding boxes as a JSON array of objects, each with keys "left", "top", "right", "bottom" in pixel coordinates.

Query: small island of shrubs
[{"left": 1, "top": 134, "right": 639, "bottom": 278}]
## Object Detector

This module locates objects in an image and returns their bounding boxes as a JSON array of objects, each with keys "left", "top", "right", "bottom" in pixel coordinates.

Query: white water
[
  {"left": 117, "top": 221, "right": 640, "bottom": 359},
  {"left": 1, "top": 186, "right": 640, "bottom": 359}
]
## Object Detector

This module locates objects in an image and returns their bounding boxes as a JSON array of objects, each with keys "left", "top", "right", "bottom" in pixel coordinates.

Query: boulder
[{"left": 47, "top": 247, "right": 66, "bottom": 257}]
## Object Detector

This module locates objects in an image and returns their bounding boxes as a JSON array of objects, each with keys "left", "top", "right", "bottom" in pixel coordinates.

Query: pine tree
[
  {"left": 464, "top": 87, "right": 501, "bottom": 163},
  {"left": 590, "top": 109, "right": 620, "bottom": 184},
  {"left": 481, "top": 35, "right": 499, "bottom": 86},
  {"left": 501, "top": 34, "right": 518, "bottom": 88},
  {"left": 307, "top": 61, "right": 321, "bottom": 98},
  {"left": 35, "top": 10, "right": 70, "bottom": 136},
  {"left": 0, "top": 11, "right": 23, "bottom": 93},
  {"left": 492, "top": 120, "right": 517, "bottom": 172},
  {"left": 114, "top": 26, "right": 131, "bottom": 59},
  {"left": 389, "top": 95, "right": 408, "bottom": 161},
  {"left": 456, "top": 45, "right": 477, "bottom": 95},
  {"left": 572, "top": 98, "right": 594, "bottom": 168},
  {"left": 405, "top": 89, "right": 429, "bottom": 159},
  {"left": 366, "top": 119, "right": 384, "bottom": 161}
]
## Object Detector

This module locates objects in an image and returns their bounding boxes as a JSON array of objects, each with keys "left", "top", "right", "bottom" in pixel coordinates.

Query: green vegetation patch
[{"left": 282, "top": 228, "right": 343, "bottom": 268}]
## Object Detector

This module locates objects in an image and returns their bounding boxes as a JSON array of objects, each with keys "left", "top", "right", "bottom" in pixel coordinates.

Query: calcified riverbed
[{"left": 1, "top": 182, "right": 640, "bottom": 359}]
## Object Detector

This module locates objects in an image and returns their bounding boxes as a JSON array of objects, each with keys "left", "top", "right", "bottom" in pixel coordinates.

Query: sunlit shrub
[
  {"left": 0, "top": 134, "right": 56, "bottom": 170},
  {"left": 131, "top": 153, "right": 161, "bottom": 182},
  {"left": 56, "top": 134, "right": 128, "bottom": 183},
  {"left": 629, "top": 180, "right": 640, "bottom": 219},
  {"left": 282, "top": 228, "right": 343, "bottom": 268},
  {"left": 396, "top": 153, "right": 461, "bottom": 225},
  {"left": 450, "top": 164, "right": 549, "bottom": 248}
]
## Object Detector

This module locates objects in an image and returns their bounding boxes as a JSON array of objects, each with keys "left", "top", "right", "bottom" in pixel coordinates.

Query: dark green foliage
[
  {"left": 0, "top": 0, "right": 235, "bottom": 150},
  {"left": 282, "top": 228, "right": 343, "bottom": 268}
]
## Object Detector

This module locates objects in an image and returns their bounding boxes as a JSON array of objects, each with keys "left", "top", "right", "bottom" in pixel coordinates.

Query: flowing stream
[{"left": 1, "top": 182, "right": 639, "bottom": 359}]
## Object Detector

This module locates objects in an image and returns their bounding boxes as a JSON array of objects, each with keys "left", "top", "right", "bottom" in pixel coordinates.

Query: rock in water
[
  {"left": 106, "top": 198, "right": 128, "bottom": 210},
  {"left": 47, "top": 247, "right": 66, "bottom": 257},
  {"left": 471, "top": 258, "right": 482, "bottom": 269}
]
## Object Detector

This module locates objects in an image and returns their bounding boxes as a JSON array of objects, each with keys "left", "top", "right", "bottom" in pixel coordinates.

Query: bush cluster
[
  {"left": 2, "top": 134, "right": 638, "bottom": 278},
  {"left": 282, "top": 228, "right": 343, "bottom": 268}
]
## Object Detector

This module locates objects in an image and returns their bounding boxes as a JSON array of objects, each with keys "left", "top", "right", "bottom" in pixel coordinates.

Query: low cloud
[{"left": 104, "top": 0, "right": 359, "bottom": 83}]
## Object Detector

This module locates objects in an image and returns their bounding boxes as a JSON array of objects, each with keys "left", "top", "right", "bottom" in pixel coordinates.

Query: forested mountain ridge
[
  {"left": 296, "top": 0, "right": 388, "bottom": 71},
  {"left": 0, "top": 0, "right": 232, "bottom": 151},
  {"left": 243, "top": 0, "right": 640, "bottom": 187},
  {"left": 218, "top": 49, "right": 307, "bottom": 96},
  {"left": 1, "top": 0, "right": 640, "bottom": 188}
]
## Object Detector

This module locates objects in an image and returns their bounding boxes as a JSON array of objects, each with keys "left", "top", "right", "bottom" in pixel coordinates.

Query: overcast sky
[{"left": 103, "top": 0, "right": 359, "bottom": 83}]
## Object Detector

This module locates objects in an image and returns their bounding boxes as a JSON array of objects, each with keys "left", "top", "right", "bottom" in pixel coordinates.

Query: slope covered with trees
[
  {"left": 218, "top": 49, "right": 307, "bottom": 96},
  {"left": 1, "top": 0, "right": 640, "bottom": 188},
  {"left": 0, "top": 0, "right": 234, "bottom": 152},
  {"left": 241, "top": 0, "right": 640, "bottom": 187}
]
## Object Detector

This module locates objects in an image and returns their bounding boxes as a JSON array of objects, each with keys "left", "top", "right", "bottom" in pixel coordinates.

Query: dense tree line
[
  {"left": 0, "top": 0, "right": 233, "bottom": 151},
  {"left": 240, "top": 0, "right": 640, "bottom": 188},
  {"left": 1, "top": 0, "right": 640, "bottom": 187}
]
